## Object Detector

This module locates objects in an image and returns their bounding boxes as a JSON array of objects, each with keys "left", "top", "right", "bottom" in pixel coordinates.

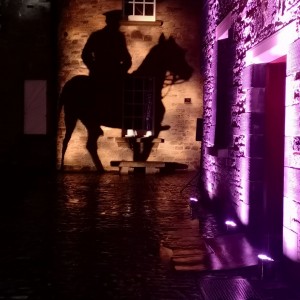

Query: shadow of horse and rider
[{"left": 59, "top": 11, "right": 193, "bottom": 172}]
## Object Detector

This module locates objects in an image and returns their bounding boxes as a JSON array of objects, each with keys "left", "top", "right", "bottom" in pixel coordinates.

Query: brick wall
[{"left": 57, "top": 0, "right": 203, "bottom": 171}]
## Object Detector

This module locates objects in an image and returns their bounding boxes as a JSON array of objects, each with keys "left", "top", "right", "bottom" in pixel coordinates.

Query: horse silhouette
[{"left": 59, "top": 34, "right": 193, "bottom": 172}]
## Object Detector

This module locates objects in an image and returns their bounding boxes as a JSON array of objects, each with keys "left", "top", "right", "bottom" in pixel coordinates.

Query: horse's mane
[
  {"left": 131, "top": 34, "right": 171, "bottom": 78},
  {"left": 131, "top": 45, "right": 162, "bottom": 77}
]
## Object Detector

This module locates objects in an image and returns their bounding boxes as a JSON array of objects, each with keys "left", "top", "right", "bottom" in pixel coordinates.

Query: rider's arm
[{"left": 81, "top": 33, "right": 96, "bottom": 70}]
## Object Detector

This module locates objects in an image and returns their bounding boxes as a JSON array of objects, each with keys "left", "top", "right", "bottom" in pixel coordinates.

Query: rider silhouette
[{"left": 81, "top": 10, "right": 132, "bottom": 86}]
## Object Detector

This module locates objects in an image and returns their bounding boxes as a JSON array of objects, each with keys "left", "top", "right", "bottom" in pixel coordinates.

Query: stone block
[
  {"left": 245, "top": 88, "right": 265, "bottom": 113},
  {"left": 285, "top": 104, "right": 300, "bottom": 136},
  {"left": 284, "top": 136, "right": 300, "bottom": 169},
  {"left": 284, "top": 167, "right": 300, "bottom": 200},
  {"left": 283, "top": 226, "right": 299, "bottom": 262},
  {"left": 283, "top": 196, "right": 300, "bottom": 232},
  {"left": 239, "top": 112, "right": 265, "bottom": 134},
  {"left": 285, "top": 75, "right": 300, "bottom": 106},
  {"left": 287, "top": 39, "right": 300, "bottom": 76},
  {"left": 239, "top": 180, "right": 264, "bottom": 205},
  {"left": 244, "top": 134, "right": 264, "bottom": 158},
  {"left": 242, "top": 64, "right": 267, "bottom": 88},
  {"left": 237, "top": 157, "right": 264, "bottom": 182}
]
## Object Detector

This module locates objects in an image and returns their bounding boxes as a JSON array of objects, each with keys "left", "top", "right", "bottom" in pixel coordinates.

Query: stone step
[
  {"left": 111, "top": 160, "right": 189, "bottom": 174},
  {"left": 118, "top": 161, "right": 165, "bottom": 168},
  {"left": 174, "top": 264, "right": 207, "bottom": 271},
  {"left": 111, "top": 160, "right": 166, "bottom": 174}
]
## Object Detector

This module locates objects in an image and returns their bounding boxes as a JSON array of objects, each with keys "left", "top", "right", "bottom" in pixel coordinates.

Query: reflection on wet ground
[{"left": 0, "top": 171, "right": 299, "bottom": 300}]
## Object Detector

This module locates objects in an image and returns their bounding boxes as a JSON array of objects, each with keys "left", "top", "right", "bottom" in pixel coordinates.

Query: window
[
  {"left": 24, "top": 80, "right": 47, "bottom": 135},
  {"left": 123, "top": 0, "right": 156, "bottom": 22}
]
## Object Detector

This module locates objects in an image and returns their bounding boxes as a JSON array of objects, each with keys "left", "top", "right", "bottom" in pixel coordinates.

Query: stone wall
[
  {"left": 200, "top": 0, "right": 300, "bottom": 263},
  {"left": 57, "top": 0, "right": 203, "bottom": 171}
]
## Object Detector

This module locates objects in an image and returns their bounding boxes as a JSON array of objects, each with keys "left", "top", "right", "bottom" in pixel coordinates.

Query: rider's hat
[{"left": 103, "top": 10, "right": 123, "bottom": 24}]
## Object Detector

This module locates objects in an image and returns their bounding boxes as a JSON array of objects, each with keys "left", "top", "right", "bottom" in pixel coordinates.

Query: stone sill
[
  {"left": 111, "top": 161, "right": 165, "bottom": 168},
  {"left": 114, "top": 137, "right": 164, "bottom": 143}
]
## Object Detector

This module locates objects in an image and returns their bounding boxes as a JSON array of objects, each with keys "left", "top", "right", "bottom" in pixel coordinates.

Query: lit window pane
[{"left": 135, "top": 4, "right": 144, "bottom": 16}]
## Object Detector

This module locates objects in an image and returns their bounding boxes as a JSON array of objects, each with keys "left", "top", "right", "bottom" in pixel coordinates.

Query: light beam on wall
[{"left": 245, "top": 20, "right": 298, "bottom": 66}]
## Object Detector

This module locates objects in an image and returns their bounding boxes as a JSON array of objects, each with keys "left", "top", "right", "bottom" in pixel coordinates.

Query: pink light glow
[
  {"left": 216, "top": 13, "right": 232, "bottom": 40},
  {"left": 225, "top": 220, "right": 237, "bottom": 227},
  {"left": 189, "top": 197, "right": 198, "bottom": 202},
  {"left": 283, "top": 226, "right": 299, "bottom": 262},
  {"left": 245, "top": 20, "right": 297, "bottom": 66},
  {"left": 258, "top": 254, "right": 274, "bottom": 261}
]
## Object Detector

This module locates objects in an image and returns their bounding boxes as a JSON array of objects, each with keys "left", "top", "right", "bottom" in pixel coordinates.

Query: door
[{"left": 264, "top": 60, "right": 286, "bottom": 257}]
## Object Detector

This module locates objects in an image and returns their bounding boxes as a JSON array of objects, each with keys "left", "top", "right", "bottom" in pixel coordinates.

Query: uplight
[
  {"left": 225, "top": 220, "right": 237, "bottom": 227},
  {"left": 258, "top": 254, "right": 274, "bottom": 261},
  {"left": 189, "top": 197, "right": 198, "bottom": 202}
]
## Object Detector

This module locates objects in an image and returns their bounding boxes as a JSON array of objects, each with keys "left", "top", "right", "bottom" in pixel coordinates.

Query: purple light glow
[
  {"left": 245, "top": 20, "right": 297, "bottom": 66},
  {"left": 225, "top": 220, "right": 237, "bottom": 227},
  {"left": 236, "top": 198, "right": 250, "bottom": 226},
  {"left": 189, "top": 197, "right": 198, "bottom": 202},
  {"left": 283, "top": 226, "right": 299, "bottom": 262},
  {"left": 258, "top": 254, "right": 274, "bottom": 261}
]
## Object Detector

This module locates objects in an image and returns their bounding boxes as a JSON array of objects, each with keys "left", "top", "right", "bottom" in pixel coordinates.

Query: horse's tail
[
  {"left": 57, "top": 75, "right": 85, "bottom": 116},
  {"left": 57, "top": 86, "right": 65, "bottom": 116},
  {"left": 58, "top": 75, "right": 87, "bottom": 170},
  {"left": 57, "top": 78, "right": 72, "bottom": 115}
]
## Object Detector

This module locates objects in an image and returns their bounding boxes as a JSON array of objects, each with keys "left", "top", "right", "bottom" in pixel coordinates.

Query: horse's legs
[
  {"left": 61, "top": 115, "right": 77, "bottom": 171},
  {"left": 86, "top": 126, "right": 105, "bottom": 172}
]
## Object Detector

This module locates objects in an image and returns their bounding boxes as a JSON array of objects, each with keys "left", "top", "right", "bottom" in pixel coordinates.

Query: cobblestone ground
[
  {"left": 5, "top": 171, "right": 300, "bottom": 300},
  {"left": 0, "top": 171, "right": 214, "bottom": 300}
]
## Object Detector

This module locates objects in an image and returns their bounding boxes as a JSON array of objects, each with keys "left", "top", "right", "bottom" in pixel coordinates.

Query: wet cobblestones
[
  {"left": 0, "top": 172, "right": 208, "bottom": 300},
  {"left": 2, "top": 171, "right": 300, "bottom": 300}
]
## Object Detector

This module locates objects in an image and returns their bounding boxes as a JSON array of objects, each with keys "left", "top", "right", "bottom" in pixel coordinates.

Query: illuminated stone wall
[
  {"left": 56, "top": 0, "right": 203, "bottom": 171},
  {"left": 200, "top": 0, "right": 300, "bottom": 264}
]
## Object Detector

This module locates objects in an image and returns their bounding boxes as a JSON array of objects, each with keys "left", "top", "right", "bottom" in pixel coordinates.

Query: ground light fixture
[
  {"left": 257, "top": 254, "right": 274, "bottom": 279},
  {"left": 225, "top": 220, "right": 237, "bottom": 231},
  {"left": 189, "top": 197, "right": 198, "bottom": 202}
]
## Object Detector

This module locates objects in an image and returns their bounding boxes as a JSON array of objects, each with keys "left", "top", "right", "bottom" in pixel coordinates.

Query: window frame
[{"left": 123, "top": 0, "right": 156, "bottom": 22}]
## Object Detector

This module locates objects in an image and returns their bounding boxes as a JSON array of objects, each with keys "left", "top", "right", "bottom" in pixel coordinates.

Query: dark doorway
[{"left": 264, "top": 59, "right": 286, "bottom": 258}]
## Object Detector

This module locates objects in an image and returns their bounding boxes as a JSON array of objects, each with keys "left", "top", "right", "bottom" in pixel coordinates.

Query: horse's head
[
  {"left": 133, "top": 34, "right": 193, "bottom": 83},
  {"left": 158, "top": 34, "right": 193, "bottom": 83}
]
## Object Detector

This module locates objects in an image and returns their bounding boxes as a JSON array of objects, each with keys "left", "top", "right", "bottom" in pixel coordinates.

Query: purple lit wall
[
  {"left": 283, "top": 39, "right": 300, "bottom": 262},
  {"left": 200, "top": 0, "right": 300, "bottom": 267}
]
